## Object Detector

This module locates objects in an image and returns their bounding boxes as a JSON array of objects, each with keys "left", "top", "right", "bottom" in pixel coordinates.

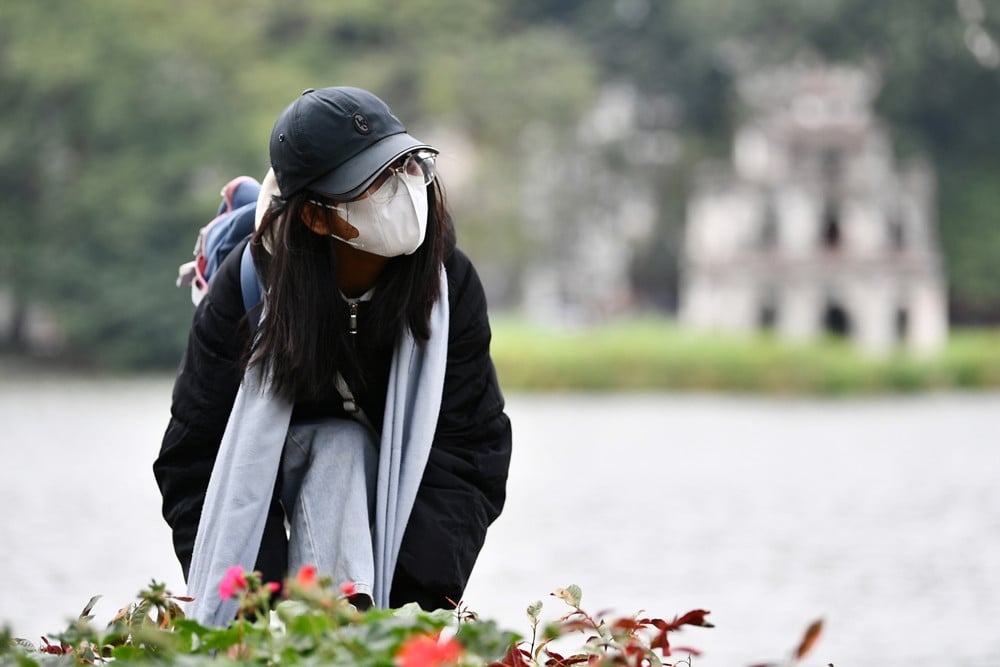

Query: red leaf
[
  {"left": 488, "top": 645, "right": 532, "bottom": 667},
  {"left": 39, "top": 637, "right": 70, "bottom": 655},
  {"left": 559, "top": 618, "right": 596, "bottom": 633},
  {"left": 795, "top": 619, "right": 823, "bottom": 660},
  {"left": 543, "top": 651, "right": 566, "bottom": 666},
  {"left": 543, "top": 649, "right": 590, "bottom": 666},
  {"left": 650, "top": 630, "right": 671, "bottom": 656},
  {"left": 672, "top": 609, "right": 713, "bottom": 628},
  {"left": 639, "top": 617, "right": 668, "bottom": 631},
  {"left": 611, "top": 618, "right": 646, "bottom": 632}
]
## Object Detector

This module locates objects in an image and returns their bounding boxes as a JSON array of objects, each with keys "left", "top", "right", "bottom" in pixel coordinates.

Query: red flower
[
  {"left": 396, "top": 632, "right": 464, "bottom": 667},
  {"left": 295, "top": 564, "right": 318, "bottom": 587},
  {"left": 340, "top": 580, "right": 357, "bottom": 597},
  {"left": 218, "top": 565, "right": 247, "bottom": 600}
]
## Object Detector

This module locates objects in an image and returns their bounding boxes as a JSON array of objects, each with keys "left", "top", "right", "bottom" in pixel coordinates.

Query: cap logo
[{"left": 353, "top": 113, "right": 371, "bottom": 134}]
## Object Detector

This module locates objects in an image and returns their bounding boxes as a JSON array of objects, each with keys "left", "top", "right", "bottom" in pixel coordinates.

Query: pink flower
[
  {"left": 396, "top": 632, "right": 464, "bottom": 667},
  {"left": 218, "top": 565, "right": 247, "bottom": 600},
  {"left": 266, "top": 581, "right": 281, "bottom": 594},
  {"left": 295, "top": 564, "right": 318, "bottom": 587},
  {"left": 339, "top": 580, "right": 357, "bottom": 597}
]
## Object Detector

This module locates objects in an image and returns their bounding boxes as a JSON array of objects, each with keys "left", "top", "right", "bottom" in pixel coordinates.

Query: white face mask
[{"left": 329, "top": 171, "right": 428, "bottom": 257}]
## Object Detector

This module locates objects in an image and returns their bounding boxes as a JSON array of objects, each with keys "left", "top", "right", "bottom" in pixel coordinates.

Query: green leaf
[
  {"left": 79, "top": 595, "right": 101, "bottom": 619},
  {"left": 111, "top": 645, "right": 143, "bottom": 661},
  {"left": 553, "top": 585, "right": 583, "bottom": 608},
  {"left": 286, "top": 613, "right": 333, "bottom": 640},
  {"left": 130, "top": 600, "right": 153, "bottom": 629},
  {"left": 526, "top": 600, "right": 543, "bottom": 623},
  {"left": 9, "top": 637, "right": 37, "bottom": 652},
  {"left": 196, "top": 625, "right": 245, "bottom": 651},
  {"left": 456, "top": 619, "right": 521, "bottom": 663}
]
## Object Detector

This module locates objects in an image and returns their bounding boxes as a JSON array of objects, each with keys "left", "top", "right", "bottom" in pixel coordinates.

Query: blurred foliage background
[{"left": 1, "top": 0, "right": 998, "bottom": 370}]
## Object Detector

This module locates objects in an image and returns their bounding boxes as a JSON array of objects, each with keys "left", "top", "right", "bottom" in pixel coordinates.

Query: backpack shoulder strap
[{"left": 240, "top": 242, "right": 263, "bottom": 331}]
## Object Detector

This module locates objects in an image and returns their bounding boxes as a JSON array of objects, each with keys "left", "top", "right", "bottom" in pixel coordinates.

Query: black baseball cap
[{"left": 268, "top": 86, "right": 435, "bottom": 200}]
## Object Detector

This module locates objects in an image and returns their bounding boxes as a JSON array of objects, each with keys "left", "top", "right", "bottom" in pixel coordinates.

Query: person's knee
[{"left": 308, "top": 419, "right": 377, "bottom": 471}]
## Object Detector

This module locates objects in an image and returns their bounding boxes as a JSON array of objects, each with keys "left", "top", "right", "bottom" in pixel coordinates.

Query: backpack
[
  {"left": 175, "top": 176, "right": 373, "bottom": 431},
  {"left": 176, "top": 175, "right": 262, "bottom": 313}
]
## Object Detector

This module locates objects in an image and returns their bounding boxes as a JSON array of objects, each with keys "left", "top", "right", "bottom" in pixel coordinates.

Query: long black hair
[{"left": 246, "top": 179, "right": 453, "bottom": 402}]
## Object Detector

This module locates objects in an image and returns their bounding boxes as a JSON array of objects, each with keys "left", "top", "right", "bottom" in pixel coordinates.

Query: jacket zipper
[{"left": 349, "top": 302, "right": 358, "bottom": 335}]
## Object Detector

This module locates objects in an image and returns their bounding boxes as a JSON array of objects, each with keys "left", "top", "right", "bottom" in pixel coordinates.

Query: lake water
[{"left": 0, "top": 376, "right": 997, "bottom": 666}]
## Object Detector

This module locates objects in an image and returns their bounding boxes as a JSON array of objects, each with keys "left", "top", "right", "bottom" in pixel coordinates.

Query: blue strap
[
  {"left": 206, "top": 202, "right": 258, "bottom": 279},
  {"left": 239, "top": 242, "right": 263, "bottom": 330}
]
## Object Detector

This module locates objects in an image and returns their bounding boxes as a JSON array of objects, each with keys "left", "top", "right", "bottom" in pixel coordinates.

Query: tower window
[
  {"left": 822, "top": 200, "right": 841, "bottom": 250},
  {"left": 823, "top": 301, "right": 850, "bottom": 337},
  {"left": 821, "top": 148, "right": 842, "bottom": 183},
  {"left": 888, "top": 217, "right": 905, "bottom": 251},
  {"left": 760, "top": 197, "right": 779, "bottom": 249},
  {"left": 896, "top": 307, "right": 909, "bottom": 341},
  {"left": 759, "top": 303, "right": 778, "bottom": 330}
]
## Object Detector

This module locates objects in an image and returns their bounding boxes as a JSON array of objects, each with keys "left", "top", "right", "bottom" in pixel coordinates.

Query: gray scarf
[{"left": 186, "top": 269, "right": 449, "bottom": 626}]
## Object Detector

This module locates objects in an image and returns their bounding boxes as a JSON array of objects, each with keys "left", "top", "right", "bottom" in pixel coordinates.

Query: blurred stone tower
[{"left": 680, "top": 63, "right": 948, "bottom": 355}]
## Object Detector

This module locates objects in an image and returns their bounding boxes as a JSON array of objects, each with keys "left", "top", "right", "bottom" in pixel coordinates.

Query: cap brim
[{"left": 307, "top": 132, "right": 435, "bottom": 200}]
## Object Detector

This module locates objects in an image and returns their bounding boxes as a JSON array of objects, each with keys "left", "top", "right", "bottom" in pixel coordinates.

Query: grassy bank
[{"left": 490, "top": 317, "right": 1000, "bottom": 394}]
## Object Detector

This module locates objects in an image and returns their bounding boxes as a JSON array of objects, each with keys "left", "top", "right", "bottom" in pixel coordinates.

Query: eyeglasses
[
  {"left": 387, "top": 150, "right": 437, "bottom": 188},
  {"left": 355, "top": 149, "right": 436, "bottom": 203},
  {"left": 308, "top": 150, "right": 437, "bottom": 211}
]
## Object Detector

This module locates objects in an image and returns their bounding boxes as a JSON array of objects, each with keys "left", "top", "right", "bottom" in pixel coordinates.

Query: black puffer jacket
[{"left": 153, "top": 238, "right": 512, "bottom": 610}]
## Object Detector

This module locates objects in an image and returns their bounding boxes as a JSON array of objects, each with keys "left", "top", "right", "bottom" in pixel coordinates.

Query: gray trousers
[{"left": 280, "top": 418, "right": 378, "bottom": 598}]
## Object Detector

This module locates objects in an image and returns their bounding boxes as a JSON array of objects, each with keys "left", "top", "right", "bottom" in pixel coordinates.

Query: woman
[{"left": 153, "top": 86, "right": 512, "bottom": 625}]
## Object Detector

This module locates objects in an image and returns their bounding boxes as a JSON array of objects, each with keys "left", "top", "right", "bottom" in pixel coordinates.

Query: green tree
[
  {"left": 0, "top": 1, "right": 268, "bottom": 365},
  {"left": 3, "top": 0, "right": 997, "bottom": 370},
  {"left": 0, "top": 0, "right": 598, "bottom": 367}
]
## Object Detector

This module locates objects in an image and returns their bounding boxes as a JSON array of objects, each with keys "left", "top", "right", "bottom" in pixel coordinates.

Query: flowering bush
[{"left": 0, "top": 566, "right": 820, "bottom": 666}]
